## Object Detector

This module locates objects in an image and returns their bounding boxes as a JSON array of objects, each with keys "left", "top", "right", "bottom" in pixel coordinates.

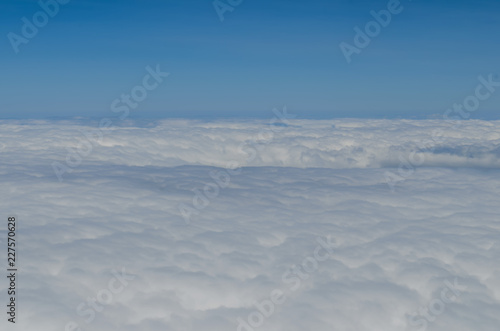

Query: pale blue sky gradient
[{"left": 1, "top": 0, "right": 499, "bottom": 119}]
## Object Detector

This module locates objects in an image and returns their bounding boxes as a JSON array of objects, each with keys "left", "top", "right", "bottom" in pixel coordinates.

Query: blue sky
[{"left": 1, "top": 0, "right": 499, "bottom": 119}]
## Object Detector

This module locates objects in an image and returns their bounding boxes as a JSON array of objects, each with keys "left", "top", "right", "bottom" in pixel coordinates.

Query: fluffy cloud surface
[{"left": 0, "top": 119, "right": 499, "bottom": 331}]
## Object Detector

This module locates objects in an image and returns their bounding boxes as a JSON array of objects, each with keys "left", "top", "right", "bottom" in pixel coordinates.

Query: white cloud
[{"left": 0, "top": 119, "right": 499, "bottom": 331}]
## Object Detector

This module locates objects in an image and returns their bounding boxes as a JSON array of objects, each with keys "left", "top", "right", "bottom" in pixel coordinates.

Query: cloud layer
[
  {"left": 0, "top": 119, "right": 499, "bottom": 331},
  {"left": 1, "top": 119, "right": 500, "bottom": 171}
]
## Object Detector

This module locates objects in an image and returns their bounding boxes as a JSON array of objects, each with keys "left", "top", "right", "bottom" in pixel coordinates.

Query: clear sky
[{"left": 1, "top": 0, "right": 499, "bottom": 119}]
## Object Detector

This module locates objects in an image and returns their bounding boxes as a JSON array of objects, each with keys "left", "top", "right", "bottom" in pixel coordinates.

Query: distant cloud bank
[{"left": 1, "top": 119, "right": 500, "bottom": 172}]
